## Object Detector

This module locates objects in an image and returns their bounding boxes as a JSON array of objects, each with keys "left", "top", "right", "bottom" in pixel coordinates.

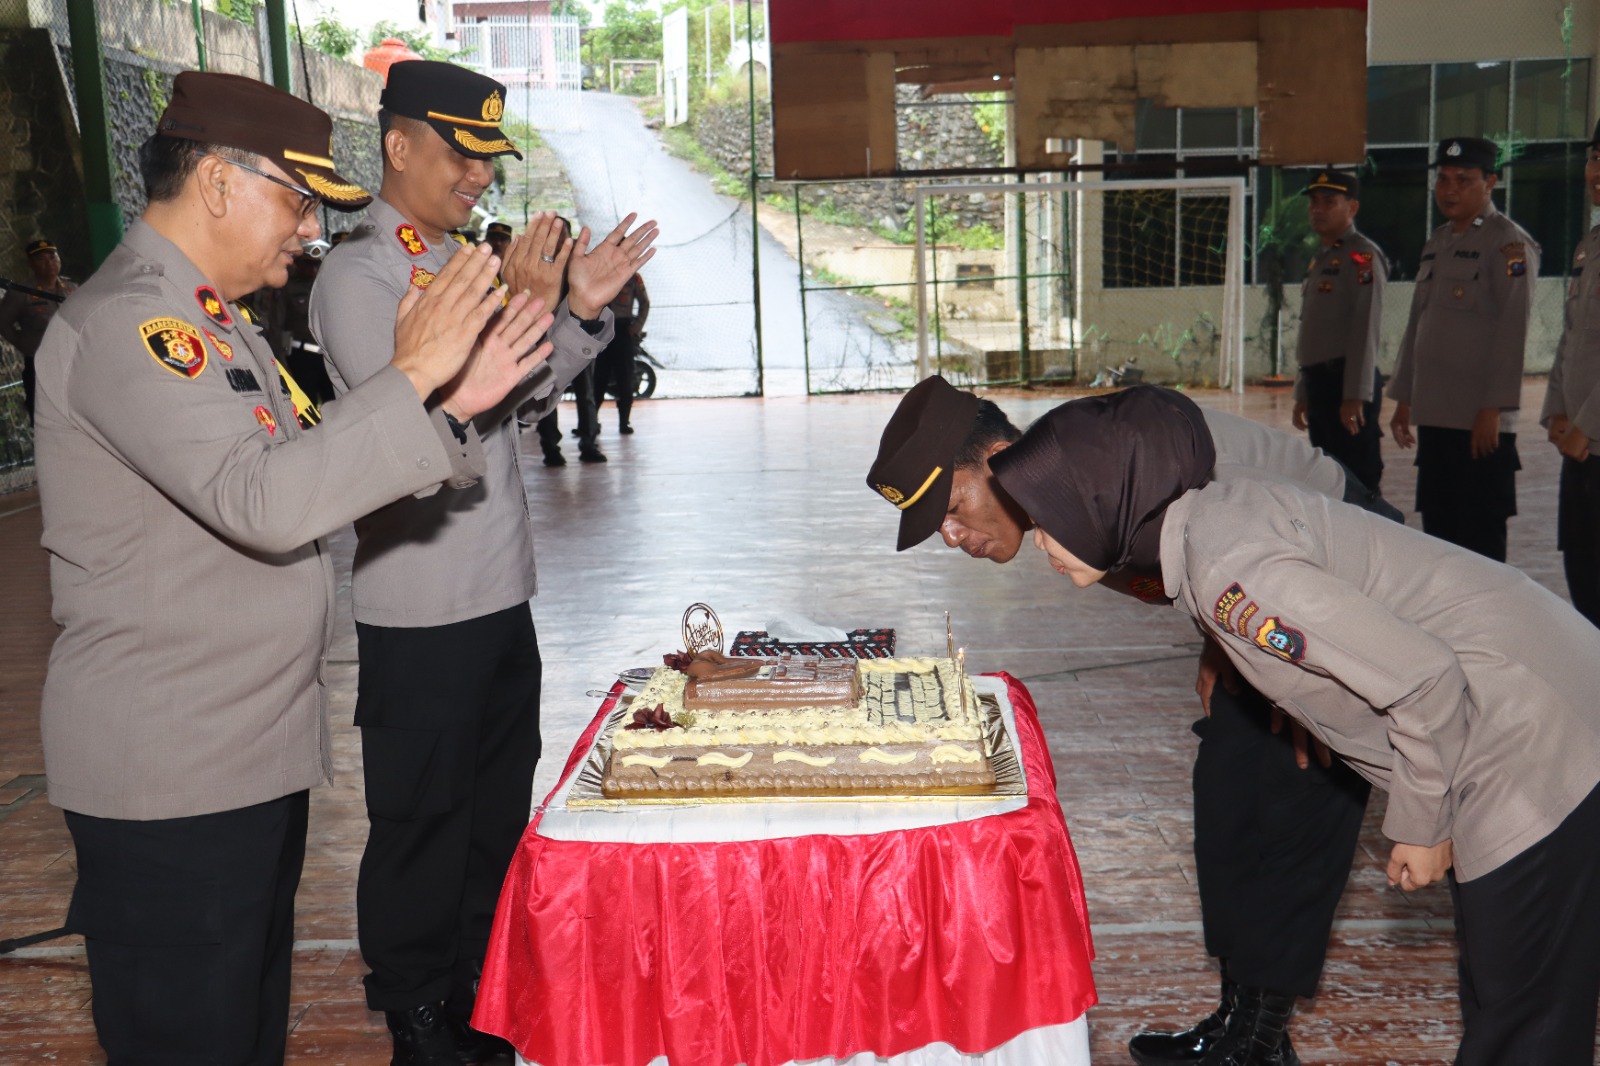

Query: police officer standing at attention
[
  {"left": 1541, "top": 121, "right": 1600, "bottom": 627},
  {"left": 311, "top": 60, "right": 656, "bottom": 1064},
  {"left": 1388, "top": 137, "right": 1539, "bottom": 561},
  {"left": 1291, "top": 169, "right": 1388, "bottom": 491},
  {"left": 0, "top": 238, "right": 78, "bottom": 422},
  {"left": 32, "top": 71, "right": 553, "bottom": 1064}
]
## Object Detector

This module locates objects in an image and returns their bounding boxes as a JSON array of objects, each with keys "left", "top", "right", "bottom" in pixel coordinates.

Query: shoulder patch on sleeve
[
  {"left": 1213, "top": 582, "right": 1246, "bottom": 630},
  {"left": 1252, "top": 615, "right": 1306, "bottom": 662},
  {"left": 1502, "top": 242, "right": 1528, "bottom": 277},
  {"left": 140, "top": 318, "right": 207, "bottom": 379}
]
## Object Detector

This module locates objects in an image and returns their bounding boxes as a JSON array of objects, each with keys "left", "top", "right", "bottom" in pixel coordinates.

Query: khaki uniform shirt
[
  {"left": 1540, "top": 224, "right": 1600, "bottom": 442},
  {"left": 1106, "top": 410, "right": 1347, "bottom": 603},
  {"left": 1293, "top": 226, "right": 1386, "bottom": 404},
  {"left": 34, "top": 221, "right": 473, "bottom": 820},
  {"left": 1161, "top": 477, "right": 1600, "bottom": 881},
  {"left": 1387, "top": 205, "right": 1539, "bottom": 432},
  {"left": 1203, "top": 408, "right": 1346, "bottom": 499},
  {"left": 310, "top": 197, "right": 613, "bottom": 628},
  {"left": 0, "top": 277, "right": 76, "bottom": 358}
]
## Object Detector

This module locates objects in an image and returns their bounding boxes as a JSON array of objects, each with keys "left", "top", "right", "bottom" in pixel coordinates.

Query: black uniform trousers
[
  {"left": 1557, "top": 455, "right": 1600, "bottom": 628},
  {"left": 355, "top": 603, "right": 542, "bottom": 1014},
  {"left": 535, "top": 364, "right": 599, "bottom": 455},
  {"left": 1450, "top": 778, "right": 1600, "bottom": 1065},
  {"left": 1415, "top": 426, "right": 1520, "bottom": 563},
  {"left": 1302, "top": 361, "right": 1385, "bottom": 492},
  {"left": 593, "top": 318, "right": 636, "bottom": 429},
  {"left": 64, "top": 791, "right": 309, "bottom": 1065},
  {"left": 1191, "top": 682, "right": 1371, "bottom": 998}
]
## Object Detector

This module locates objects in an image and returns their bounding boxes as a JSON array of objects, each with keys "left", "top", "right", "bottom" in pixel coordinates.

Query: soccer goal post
[{"left": 912, "top": 176, "right": 1247, "bottom": 393}]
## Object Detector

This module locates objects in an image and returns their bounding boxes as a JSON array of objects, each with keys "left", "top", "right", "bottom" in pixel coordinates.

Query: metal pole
[
  {"left": 264, "top": 0, "right": 292, "bottom": 91},
  {"left": 796, "top": 189, "right": 811, "bottom": 393},
  {"left": 746, "top": 0, "right": 764, "bottom": 396},
  {"left": 189, "top": 0, "right": 208, "bottom": 71},
  {"left": 1015, "top": 178, "right": 1031, "bottom": 387},
  {"left": 67, "top": 0, "right": 123, "bottom": 269},
  {"left": 914, "top": 187, "right": 929, "bottom": 381}
]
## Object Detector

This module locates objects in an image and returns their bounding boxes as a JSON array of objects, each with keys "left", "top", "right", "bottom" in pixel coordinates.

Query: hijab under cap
[{"left": 989, "top": 386, "right": 1216, "bottom": 572}]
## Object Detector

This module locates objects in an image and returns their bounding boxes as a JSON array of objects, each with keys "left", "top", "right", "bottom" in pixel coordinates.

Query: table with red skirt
[{"left": 474, "top": 673, "right": 1097, "bottom": 1066}]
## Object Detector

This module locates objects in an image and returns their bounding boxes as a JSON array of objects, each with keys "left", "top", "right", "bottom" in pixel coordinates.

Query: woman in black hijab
[
  {"left": 992, "top": 385, "right": 1600, "bottom": 1066},
  {"left": 989, "top": 385, "right": 1216, "bottom": 585}
]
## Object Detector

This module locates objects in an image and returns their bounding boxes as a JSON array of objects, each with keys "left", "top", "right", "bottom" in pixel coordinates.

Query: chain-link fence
[{"left": 0, "top": 0, "right": 386, "bottom": 489}]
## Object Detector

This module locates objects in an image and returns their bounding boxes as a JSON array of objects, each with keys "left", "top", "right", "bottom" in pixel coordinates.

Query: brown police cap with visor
[
  {"left": 381, "top": 60, "right": 524, "bottom": 161},
  {"left": 155, "top": 71, "right": 372, "bottom": 209},
  {"left": 866, "top": 376, "right": 981, "bottom": 551}
]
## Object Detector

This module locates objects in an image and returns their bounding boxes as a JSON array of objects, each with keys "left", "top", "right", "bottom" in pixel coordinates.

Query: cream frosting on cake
[{"left": 602, "top": 656, "right": 994, "bottom": 798}]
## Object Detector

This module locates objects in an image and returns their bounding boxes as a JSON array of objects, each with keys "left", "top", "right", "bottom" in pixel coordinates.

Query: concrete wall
[{"left": 1369, "top": 0, "right": 1598, "bottom": 66}]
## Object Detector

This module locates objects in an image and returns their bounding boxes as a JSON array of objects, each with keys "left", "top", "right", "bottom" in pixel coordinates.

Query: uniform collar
[
  {"left": 122, "top": 220, "right": 243, "bottom": 335},
  {"left": 1158, "top": 488, "right": 1200, "bottom": 605},
  {"left": 364, "top": 196, "right": 453, "bottom": 260}
]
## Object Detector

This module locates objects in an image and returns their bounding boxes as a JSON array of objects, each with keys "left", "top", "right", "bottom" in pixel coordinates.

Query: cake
[{"left": 600, "top": 653, "right": 995, "bottom": 798}]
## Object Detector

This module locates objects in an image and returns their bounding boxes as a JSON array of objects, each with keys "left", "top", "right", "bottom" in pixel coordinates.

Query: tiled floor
[{"left": 0, "top": 380, "right": 1590, "bottom": 1064}]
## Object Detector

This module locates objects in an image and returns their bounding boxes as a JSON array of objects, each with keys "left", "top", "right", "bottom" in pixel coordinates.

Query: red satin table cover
[{"left": 474, "top": 672, "right": 1096, "bottom": 1066}]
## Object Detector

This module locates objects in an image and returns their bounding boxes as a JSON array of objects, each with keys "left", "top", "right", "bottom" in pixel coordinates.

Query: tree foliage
[
  {"left": 215, "top": 0, "right": 260, "bottom": 26},
  {"left": 585, "top": 0, "right": 662, "bottom": 77},
  {"left": 303, "top": 12, "right": 360, "bottom": 60},
  {"left": 368, "top": 19, "right": 454, "bottom": 62}
]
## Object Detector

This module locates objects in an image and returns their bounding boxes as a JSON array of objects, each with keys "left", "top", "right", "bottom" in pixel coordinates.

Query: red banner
[{"left": 772, "top": 0, "right": 1366, "bottom": 44}]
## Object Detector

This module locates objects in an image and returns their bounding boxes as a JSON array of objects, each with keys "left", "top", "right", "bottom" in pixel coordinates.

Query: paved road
[{"left": 520, "top": 91, "right": 917, "bottom": 397}]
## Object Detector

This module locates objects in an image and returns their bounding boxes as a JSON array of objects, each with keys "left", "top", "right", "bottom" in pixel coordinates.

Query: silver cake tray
[{"left": 564, "top": 691, "right": 1027, "bottom": 808}]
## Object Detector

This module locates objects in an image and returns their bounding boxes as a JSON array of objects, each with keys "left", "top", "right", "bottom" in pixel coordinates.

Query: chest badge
[
  {"left": 253, "top": 405, "right": 277, "bottom": 437},
  {"left": 396, "top": 224, "right": 428, "bottom": 257},
  {"left": 409, "top": 265, "right": 437, "bottom": 290},
  {"left": 1318, "top": 280, "right": 1335, "bottom": 293},
  {"left": 140, "top": 317, "right": 207, "bottom": 379},
  {"left": 194, "top": 286, "right": 231, "bottom": 327},
  {"left": 204, "top": 328, "right": 234, "bottom": 361}
]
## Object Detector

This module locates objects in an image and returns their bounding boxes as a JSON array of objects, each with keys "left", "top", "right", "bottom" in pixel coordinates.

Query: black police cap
[
  {"left": 1301, "top": 168, "right": 1361, "bottom": 200},
  {"left": 381, "top": 60, "right": 523, "bottom": 161},
  {"left": 867, "top": 376, "right": 981, "bottom": 551},
  {"left": 1432, "top": 137, "right": 1500, "bottom": 173}
]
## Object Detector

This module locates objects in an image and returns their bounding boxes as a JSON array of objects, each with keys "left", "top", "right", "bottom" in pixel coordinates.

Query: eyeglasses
[{"left": 201, "top": 154, "right": 321, "bottom": 219}]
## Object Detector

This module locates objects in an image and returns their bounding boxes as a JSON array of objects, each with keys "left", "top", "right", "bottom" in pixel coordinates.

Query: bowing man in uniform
[
  {"left": 993, "top": 385, "right": 1600, "bottom": 1066},
  {"left": 310, "top": 60, "right": 656, "bottom": 1064},
  {"left": 32, "top": 71, "right": 552, "bottom": 1064},
  {"left": 866, "top": 378, "right": 1402, "bottom": 1066},
  {"left": 1388, "top": 137, "right": 1539, "bottom": 562},
  {"left": 1540, "top": 120, "right": 1600, "bottom": 628},
  {"left": 1291, "top": 168, "right": 1388, "bottom": 491}
]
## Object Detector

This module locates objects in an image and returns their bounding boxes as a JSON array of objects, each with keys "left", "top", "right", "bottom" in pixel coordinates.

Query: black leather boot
[
  {"left": 1129, "top": 977, "right": 1236, "bottom": 1064},
  {"left": 1197, "top": 986, "right": 1299, "bottom": 1066},
  {"left": 386, "top": 1002, "right": 462, "bottom": 1066}
]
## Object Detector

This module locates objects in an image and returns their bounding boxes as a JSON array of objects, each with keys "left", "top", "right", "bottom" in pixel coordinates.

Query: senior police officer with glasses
[
  {"left": 311, "top": 60, "right": 657, "bottom": 1064},
  {"left": 1388, "top": 136, "right": 1540, "bottom": 562},
  {"left": 32, "top": 71, "right": 555, "bottom": 1064}
]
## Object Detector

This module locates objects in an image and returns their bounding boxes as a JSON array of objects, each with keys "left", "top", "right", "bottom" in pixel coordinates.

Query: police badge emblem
[{"left": 141, "top": 318, "right": 208, "bottom": 379}]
